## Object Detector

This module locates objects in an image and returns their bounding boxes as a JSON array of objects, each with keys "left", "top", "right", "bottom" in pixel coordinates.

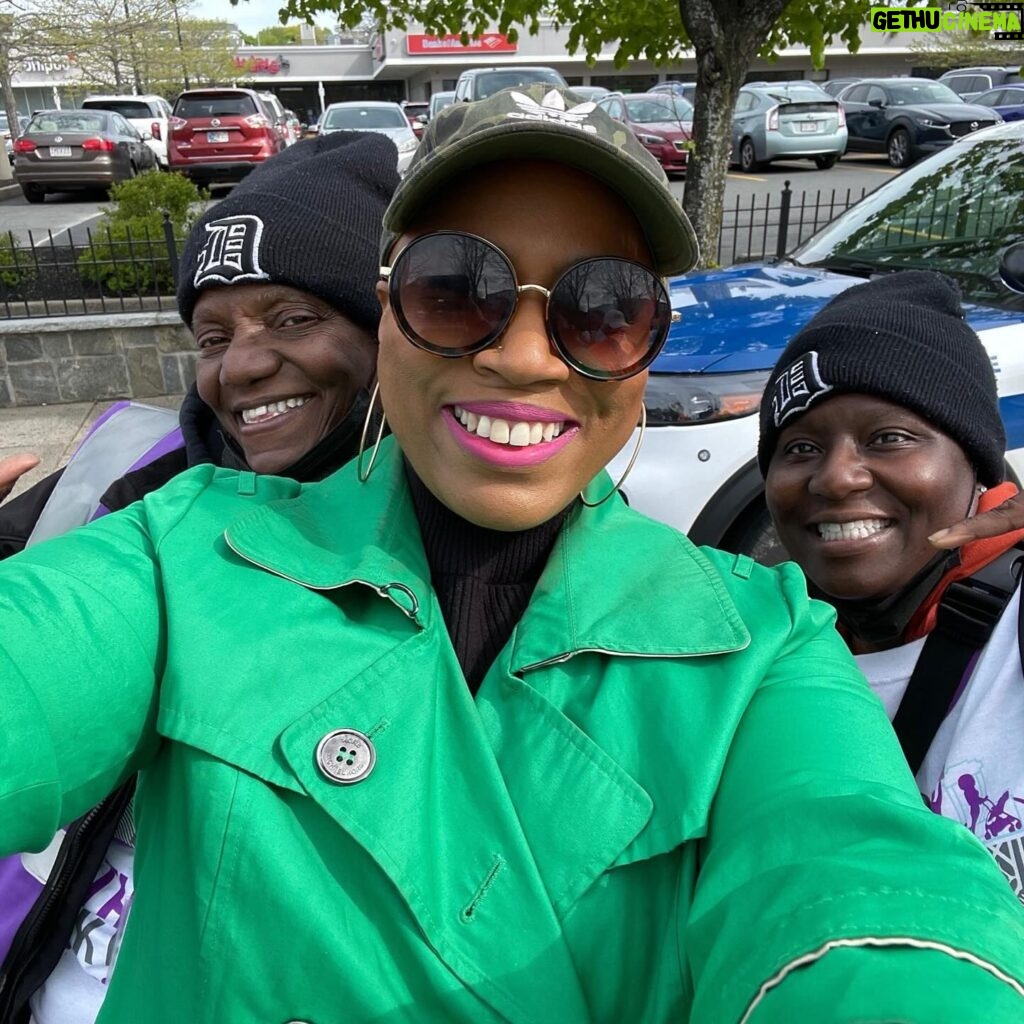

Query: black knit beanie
[
  {"left": 176, "top": 130, "right": 400, "bottom": 333},
  {"left": 757, "top": 270, "right": 1005, "bottom": 486}
]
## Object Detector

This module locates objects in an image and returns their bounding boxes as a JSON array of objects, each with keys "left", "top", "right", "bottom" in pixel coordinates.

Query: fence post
[
  {"left": 162, "top": 210, "right": 179, "bottom": 288},
  {"left": 775, "top": 181, "right": 792, "bottom": 260}
]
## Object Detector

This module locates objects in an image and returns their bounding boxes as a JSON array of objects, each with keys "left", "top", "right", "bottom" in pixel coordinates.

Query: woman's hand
[
  {"left": 930, "top": 491, "right": 1024, "bottom": 549},
  {"left": 0, "top": 454, "right": 40, "bottom": 503}
]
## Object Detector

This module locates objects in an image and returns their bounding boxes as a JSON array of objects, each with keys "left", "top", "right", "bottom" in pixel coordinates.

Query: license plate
[
  {"left": 206, "top": 131, "right": 229, "bottom": 143},
  {"left": 49, "top": 145, "right": 72, "bottom": 157},
  {"left": 798, "top": 122, "right": 819, "bottom": 133}
]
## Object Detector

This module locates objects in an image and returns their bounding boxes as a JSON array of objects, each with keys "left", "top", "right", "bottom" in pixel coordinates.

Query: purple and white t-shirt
[{"left": 859, "top": 588, "right": 1024, "bottom": 901}]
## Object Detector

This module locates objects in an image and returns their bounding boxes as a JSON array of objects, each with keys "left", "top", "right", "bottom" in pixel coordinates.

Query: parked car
[
  {"left": 80, "top": 94, "right": 173, "bottom": 168},
  {"left": 604, "top": 120, "right": 1024, "bottom": 561},
  {"left": 12, "top": 108, "right": 158, "bottom": 203},
  {"left": 1, "top": 112, "right": 28, "bottom": 165},
  {"left": 730, "top": 82, "right": 847, "bottom": 172},
  {"left": 821, "top": 77, "right": 861, "bottom": 98},
  {"left": 973, "top": 84, "right": 1024, "bottom": 123},
  {"left": 258, "top": 91, "right": 295, "bottom": 147},
  {"left": 597, "top": 92, "right": 692, "bottom": 175},
  {"left": 167, "top": 87, "right": 286, "bottom": 187},
  {"left": 649, "top": 82, "right": 697, "bottom": 105},
  {"left": 568, "top": 85, "right": 611, "bottom": 101},
  {"left": 402, "top": 100, "right": 430, "bottom": 138},
  {"left": 427, "top": 90, "right": 456, "bottom": 121},
  {"left": 283, "top": 108, "right": 304, "bottom": 142},
  {"left": 838, "top": 77, "right": 1000, "bottom": 167},
  {"left": 939, "top": 66, "right": 1021, "bottom": 102},
  {"left": 317, "top": 101, "right": 419, "bottom": 174},
  {"left": 453, "top": 66, "right": 567, "bottom": 103}
]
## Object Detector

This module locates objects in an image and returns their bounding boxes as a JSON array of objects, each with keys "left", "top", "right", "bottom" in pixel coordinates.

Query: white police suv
[{"left": 609, "top": 119, "right": 1024, "bottom": 563}]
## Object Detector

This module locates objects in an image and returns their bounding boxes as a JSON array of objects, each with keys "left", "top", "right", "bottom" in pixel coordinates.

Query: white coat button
[{"left": 315, "top": 729, "right": 376, "bottom": 784}]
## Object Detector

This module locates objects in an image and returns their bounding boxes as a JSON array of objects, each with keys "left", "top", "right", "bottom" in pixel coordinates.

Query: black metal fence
[
  {"left": 0, "top": 212, "right": 185, "bottom": 320},
  {"left": 1, "top": 185, "right": 871, "bottom": 320},
  {"left": 717, "top": 181, "right": 870, "bottom": 266}
]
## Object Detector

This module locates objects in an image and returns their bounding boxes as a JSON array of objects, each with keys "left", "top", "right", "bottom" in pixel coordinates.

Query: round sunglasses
[{"left": 380, "top": 231, "right": 678, "bottom": 381}]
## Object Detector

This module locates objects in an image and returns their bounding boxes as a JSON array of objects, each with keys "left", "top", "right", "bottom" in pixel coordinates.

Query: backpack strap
[
  {"left": 26, "top": 402, "right": 182, "bottom": 547},
  {"left": 892, "top": 546, "right": 1024, "bottom": 776}
]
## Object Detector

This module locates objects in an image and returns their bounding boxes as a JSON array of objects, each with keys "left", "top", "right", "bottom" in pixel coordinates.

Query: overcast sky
[{"left": 188, "top": 0, "right": 337, "bottom": 36}]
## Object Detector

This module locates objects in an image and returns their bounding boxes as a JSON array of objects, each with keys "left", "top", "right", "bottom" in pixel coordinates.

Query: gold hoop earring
[
  {"left": 580, "top": 405, "right": 646, "bottom": 508},
  {"left": 357, "top": 381, "right": 387, "bottom": 483}
]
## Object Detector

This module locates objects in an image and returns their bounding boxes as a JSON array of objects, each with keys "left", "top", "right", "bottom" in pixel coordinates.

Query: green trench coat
[{"left": 2, "top": 437, "right": 1024, "bottom": 1023}]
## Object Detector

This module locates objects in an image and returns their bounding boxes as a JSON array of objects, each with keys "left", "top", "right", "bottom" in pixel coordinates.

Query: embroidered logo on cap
[
  {"left": 193, "top": 214, "right": 270, "bottom": 288},
  {"left": 507, "top": 90, "right": 598, "bottom": 134},
  {"left": 770, "top": 351, "right": 833, "bottom": 427}
]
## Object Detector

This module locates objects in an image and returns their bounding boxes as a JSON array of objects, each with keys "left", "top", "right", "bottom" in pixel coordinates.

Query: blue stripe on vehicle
[{"left": 1000, "top": 394, "right": 1024, "bottom": 454}]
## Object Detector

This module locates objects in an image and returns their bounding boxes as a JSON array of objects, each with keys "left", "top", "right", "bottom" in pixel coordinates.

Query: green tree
[
  {"left": 248, "top": 0, "right": 922, "bottom": 267},
  {"left": 48, "top": 0, "right": 242, "bottom": 94}
]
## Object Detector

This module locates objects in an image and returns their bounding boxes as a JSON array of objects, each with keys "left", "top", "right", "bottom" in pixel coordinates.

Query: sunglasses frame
[{"left": 380, "top": 230, "right": 676, "bottom": 382}]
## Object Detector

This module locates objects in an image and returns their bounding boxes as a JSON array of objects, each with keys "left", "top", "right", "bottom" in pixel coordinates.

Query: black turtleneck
[{"left": 407, "top": 463, "right": 572, "bottom": 694}]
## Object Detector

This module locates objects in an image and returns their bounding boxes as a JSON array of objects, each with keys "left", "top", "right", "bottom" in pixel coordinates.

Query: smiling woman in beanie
[
  {"left": 0, "top": 129, "right": 399, "bottom": 1024},
  {"left": 2, "top": 90, "right": 1024, "bottom": 1024},
  {"left": 762, "top": 269, "right": 1024, "bottom": 898}
]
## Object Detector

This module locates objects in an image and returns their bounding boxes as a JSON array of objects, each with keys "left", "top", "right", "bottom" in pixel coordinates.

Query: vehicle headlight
[
  {"left": 645, "top": 371, "right": 771, "bottom": 425},
  {"left": 397, "top": 137, "right": 418, "bottom": 153},
  {"left": 914, "top": 117, "right": 949, "bottom": 128},
  {"left": 637, "top": 132, "right": 666, "bottom": 146}
]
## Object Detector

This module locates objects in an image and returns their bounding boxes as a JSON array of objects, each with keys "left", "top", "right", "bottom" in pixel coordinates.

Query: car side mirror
[
  {"left": 1000, "top": 242, "right": 1024, "bottom": 294},
  {"left": 141, "top": 130, "right": 153, "bottom": 141},
  {"left": 306, "top": 124, "right": 321, "bottom": 136},
  {"left": 416, "top": 114, "right": 428, "bottom": 125},
  {"left": 868, "top": 98, "right": 884, "bottom": 108}
]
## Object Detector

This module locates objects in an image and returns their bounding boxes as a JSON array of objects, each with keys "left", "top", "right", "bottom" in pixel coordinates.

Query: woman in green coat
[{"left": 2, "top": 84, "right": 1024, "bottom": 1023}]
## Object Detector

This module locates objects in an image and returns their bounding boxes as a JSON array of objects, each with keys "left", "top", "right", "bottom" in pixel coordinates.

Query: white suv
[{"left": 81, "top": 95, "right": 173, "bottom": 168}]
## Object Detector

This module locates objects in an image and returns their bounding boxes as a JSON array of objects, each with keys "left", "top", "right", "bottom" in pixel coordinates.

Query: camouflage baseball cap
[{"left": 380, "top": 84, "right": 699, "bottom": 276}]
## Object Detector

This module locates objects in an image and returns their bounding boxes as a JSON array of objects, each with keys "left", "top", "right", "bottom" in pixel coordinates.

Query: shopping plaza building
[{"left": 10, "top": 20, "right": 926, "bottom": 122}]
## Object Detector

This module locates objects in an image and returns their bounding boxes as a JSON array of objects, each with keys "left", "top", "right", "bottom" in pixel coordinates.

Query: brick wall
[{"left": 0, "top": 313, "right": 196, "bottom": 406}]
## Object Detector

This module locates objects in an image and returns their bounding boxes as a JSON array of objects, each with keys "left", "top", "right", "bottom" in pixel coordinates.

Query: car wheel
[
  {"left": 21, "top": 183, "right": 45, "bottom": 204},
  {"left": 739, "top": 137, "right": 760, "bottom": 174},
  {"left": 813, "top": 154, "right": 838, "bottom": 170},
  {"left": 721, "top": 501, "right": 788, "bottom": 567},
  {"left": 887, "top": 128, "right": 912, "bottom": 168}
]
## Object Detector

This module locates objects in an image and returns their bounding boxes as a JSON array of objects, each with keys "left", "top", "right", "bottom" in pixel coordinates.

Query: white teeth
[
  {"left": 453, "top": 407, "right": 568, "bottom": 447},
  {"left": 240, "top": 396, "right": 308, "bottom": 424},
  {"left": 509, "top": 422, "right": 531, "bottom": 446},
  {"left": 817, "top": 519, "right": 894, "bottom": 542}
]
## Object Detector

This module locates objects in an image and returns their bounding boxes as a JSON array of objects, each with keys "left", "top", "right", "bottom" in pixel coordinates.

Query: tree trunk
[
  {"left": 679, "top": 0, "right": 792, "bottom": 269},
  {"left": 0, "top": 25, "right": 21, "bottom": 187}
]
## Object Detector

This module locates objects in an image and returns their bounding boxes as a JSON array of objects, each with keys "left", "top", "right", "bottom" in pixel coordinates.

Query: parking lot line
[{"left": 727, "top": 172, "right": 768, "bottom": 182}]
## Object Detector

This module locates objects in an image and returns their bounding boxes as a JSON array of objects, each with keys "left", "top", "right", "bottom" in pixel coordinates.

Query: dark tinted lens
[
  {"left": 392, "top": 233, "right": 516, "bottom": 354},
  {"left": 549, "top": 259, "right": 671, "bottom": 378}
]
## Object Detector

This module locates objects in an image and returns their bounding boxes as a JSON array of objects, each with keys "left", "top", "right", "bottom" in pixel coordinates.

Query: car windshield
[
  {"left": 475, "top": 69, "right": 565, "bottom": 99},
  {"left": 324, "top": 106, "right": 407, "bottom": 129},
  {"left": 27, "top": 112, "right": 108, "bottom": 133},
  {"left": 175, "top": 94, "right": 257, "bottom": 118},
  {"left": 886, "top": 82, "right": 962, "bottom": 105},
  {"left": 625, "top": 97, "right": 692, "bottom": 122},
  {"left": 766, "top": 87, "right": 830, "bottom": 103},
  {"left": 84, "top": 101, "right": 152, "bottom": 118},
  {"left": 791, "top": 122, "right": 1024, "bottom": 310}
]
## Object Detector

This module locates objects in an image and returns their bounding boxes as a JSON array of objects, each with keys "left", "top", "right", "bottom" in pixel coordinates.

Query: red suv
[{"left": 168, "top": 87, "right": 285, "bottom": 186}]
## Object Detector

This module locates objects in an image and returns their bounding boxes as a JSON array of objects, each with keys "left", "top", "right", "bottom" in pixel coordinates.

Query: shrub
[
  {"left": 77, "top": 170, "right": 208, "bottom": 294},
  {"left": 0, "top": 232, "right": 37, "bottom": 290}
]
